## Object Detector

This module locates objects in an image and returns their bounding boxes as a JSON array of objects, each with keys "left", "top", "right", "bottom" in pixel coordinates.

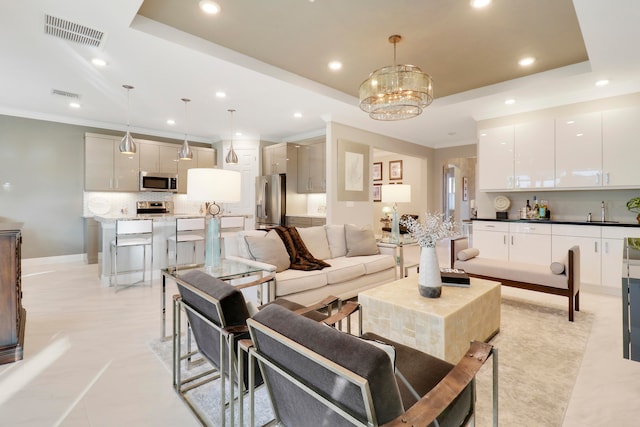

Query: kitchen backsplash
[{"left": 83, "top": 192, "right": 202, "bottom": 217}]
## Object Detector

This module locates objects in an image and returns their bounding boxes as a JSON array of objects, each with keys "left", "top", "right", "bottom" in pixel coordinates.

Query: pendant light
[
  {"left": 359, "top": 35, "right": 433, "bottom": 121},
  {"left": 178, "top": 98, "right": 193, "bottom": 160},
  {"left": 119, "top": 84, "right": 137, "bottom": 154},
  {"left": 225, "top": 109, "right": 239, "bottom": 164}
]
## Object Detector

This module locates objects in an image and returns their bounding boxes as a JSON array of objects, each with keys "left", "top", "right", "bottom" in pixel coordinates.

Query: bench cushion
[{"left": 454, "top": 257, "right": 569, "bottom": 290}]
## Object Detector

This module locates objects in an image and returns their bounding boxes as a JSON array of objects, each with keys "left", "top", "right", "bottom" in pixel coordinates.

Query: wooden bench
[{"left": 449, "top": 237, "right": 580, "bottom": 321}]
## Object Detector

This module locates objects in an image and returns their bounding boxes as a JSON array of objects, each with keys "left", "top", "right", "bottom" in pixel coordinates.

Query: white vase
[{"left": 418, "top": 246, "right": 442, "bottom": 298}]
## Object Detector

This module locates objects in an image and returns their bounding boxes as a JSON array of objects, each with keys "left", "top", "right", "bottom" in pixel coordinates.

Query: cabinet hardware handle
[
  {"left": 595, "top": 241, "right": 598, "bottom": 253},
  {"left": 503, "top": 235, "right": 506, "bottom": 245},
  {"left": 486, "top": 225, "right": 495, "bottom": 228},
  {"left": 605, "top": 172, "right": 610, "bottom": 185},
  {"left": 511, "top": 236, "right": 514, "bottom": 245},
  {"left": 605, "top": 241, "right": 609, "bottom": 254}
]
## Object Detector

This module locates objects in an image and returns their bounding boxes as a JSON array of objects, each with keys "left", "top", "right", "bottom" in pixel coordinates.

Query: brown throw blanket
[{"left": 273, "top": 226, "right": 331, "bottom": 271}]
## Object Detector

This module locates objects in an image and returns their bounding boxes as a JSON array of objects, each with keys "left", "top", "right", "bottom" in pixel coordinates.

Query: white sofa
[{"left": 226, "top": 224, "right": 397, "bottom": 305}]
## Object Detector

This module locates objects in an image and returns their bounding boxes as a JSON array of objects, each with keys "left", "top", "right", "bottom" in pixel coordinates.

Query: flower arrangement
[
  {"left": 627, "top": 197, "right": 640, "bottom": 223},
  {"left": 400, "top": 212, "right": 459, "bottom": 248}
]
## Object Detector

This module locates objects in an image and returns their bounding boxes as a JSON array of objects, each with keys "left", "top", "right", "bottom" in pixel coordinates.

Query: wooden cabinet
[
  {"left": 297, "top": 140, "right": 326, "bottom": 193},
  {"left": 551, "top": 225, "right": 602, "bottom": 287},
  {"left": 472, "top": 221, "right": 509, "bottom": 261},
  {"left": 138, "top": 141, "right": 180, "bottom": 174},
  {"left": 478, "top": 126, "right": 514, "bottom": 190},
  {"left": 602, "top": 106, "right": 640, "bottom": 187},
  {"left": 85, "top": 133, "right": 139, "bottom": 192},
  {"left": 555, "top": 111, "right": 603, "bottom": 188},
  {"left": 263, "top": 143, "right": 288, "bottom": 175},
  {"left": 0, "top": 230, "right": 25, "bottom": 365},
  {"left": 514, "top": 120, "right": 555, "bottom": 189},
  {"left": 286, "top": 216, "right": 326, "bottom": 228}
]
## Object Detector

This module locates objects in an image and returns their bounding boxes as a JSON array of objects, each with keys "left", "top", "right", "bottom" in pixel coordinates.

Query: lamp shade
[
  {"left": 187, "top": 168, "right": 242, "bottom": 202},
  {"left": 381, "top": 184, "right": 411, "bottom": 203}
]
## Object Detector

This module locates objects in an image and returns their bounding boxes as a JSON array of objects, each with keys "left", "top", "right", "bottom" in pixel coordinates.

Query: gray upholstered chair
[
  {"left": 246, "top": 303, "right": 497, "bottom": 427},
  {"left": 173, "top": 270, "right": 338, "bottom": 427}
]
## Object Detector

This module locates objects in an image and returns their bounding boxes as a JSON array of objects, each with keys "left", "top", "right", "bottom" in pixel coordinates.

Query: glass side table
[
  {"left": 377, "top": 236, "right": 419, "bottom": 279},
  {"left": 160, "top": 260, "right": 272, "bottom": 339}
]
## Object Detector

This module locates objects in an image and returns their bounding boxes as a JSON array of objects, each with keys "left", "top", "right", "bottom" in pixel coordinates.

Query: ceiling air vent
[
  {"left": 51, "top": 89, "right": 81, "bottom": 100},
  {"left": 44, "top": 14, "right": 104, "bottom": 47}
]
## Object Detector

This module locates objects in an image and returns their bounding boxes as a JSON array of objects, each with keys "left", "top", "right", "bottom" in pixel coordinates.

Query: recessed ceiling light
[
  {"left": 328, "top": 61, "right": 342, "bottom": 71},
  {"left": 235, "top": 132, "right": 242, "bottom": 137},
  {"left": 480, "top": 133, "right": 487, "bottom": 137},
  {"left": 518, "top": 57, "right": 535, "bottom": 67},
  {"left": 215, "top": 91, "right": 226, "bottom": 98},
  {"left": 576, "top": 133, "right": 584, "bottom": 137},
  {"left": 91, "top": 58, "right": 107, "bottom": 67},
  {"left": 566, "top": 120, "right": 575, "bottom": 124},
  {"left": 471, "top": 0, "right": 491, "bottom": 8},
  {"left": 595, "top": 79, "right": 609, "bottom": 87},
  {"left": 293, "top": 112, "right": 303, "bottom": 118},
  {"left": 199, "top": 0, "right": 221, "bottom": 14},
  {"left": 167, "top": 119, "right": 175, "bottom": 125},
  {"left": 69, "top": 102, "right": 80, "bottom": 108},
  {"left": 505, "top": 99, "right": 515, "bottom": 105}
]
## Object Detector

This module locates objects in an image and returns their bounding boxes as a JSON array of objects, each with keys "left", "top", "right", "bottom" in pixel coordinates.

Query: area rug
[
  {"left": 474, "top": 295, "right": 594, "bottom": 427},
  {"left": 148, "top": 337, "right": 274, "bottom": 426},
  {"left": 150, "top": 295, "right": 593, "bottom": 427}
]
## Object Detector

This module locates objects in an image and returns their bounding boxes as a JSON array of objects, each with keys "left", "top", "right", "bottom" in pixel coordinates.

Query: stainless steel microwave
[{"left": 139, "top": 171, "right": 178, "bottom": 192}]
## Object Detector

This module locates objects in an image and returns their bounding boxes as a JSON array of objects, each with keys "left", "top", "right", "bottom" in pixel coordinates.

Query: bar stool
[
  {"left": 110, "top": 219, "right": 153, "bottom": 291},
  {"left": 167, "top": 217, "right": 205, "bottom": 267}
]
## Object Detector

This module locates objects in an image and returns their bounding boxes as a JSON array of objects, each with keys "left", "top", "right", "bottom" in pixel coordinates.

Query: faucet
[{"left": 601, "top": 201, "right": 605, "bottom": 222}]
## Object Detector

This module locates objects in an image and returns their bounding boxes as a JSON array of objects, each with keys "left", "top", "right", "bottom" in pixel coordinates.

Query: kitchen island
[{"left": 93, "top": 214, "right": 249, "bottom": 286}]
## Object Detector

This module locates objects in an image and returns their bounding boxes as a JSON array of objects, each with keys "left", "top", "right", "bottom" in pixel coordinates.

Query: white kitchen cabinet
[
  {"left": 555, "top": 111, "right": 603, "bottom": 188},
  {"left": 136, "top": 140, "right": 179, "bottom": 174},
  {"left": 602, "top": 106, "right": 640, "bottom": 187},
  {"left": 514, "top": 120, "right": 555, "bottom": 189},
  {"left": 472, "top": 221, "right": 509, "bottom": 261},
  {"left": 508, "top": 222, "right": 552, "bottom": 265},
  {"left": 478, "top": 126, "right": 514, "bottom": 190},
  {"left": 85, "top": 133, "right": 139, "bottom": 192},
  {"left": 263, "top": 143, "right": 288, "bottom": 175},
  {"left": 551, "top": 225, "right": 602, "bottom": 287},
  {"left": 297, "top": 140, "right": 326, "bottom": 193},
  {"left": 601, "top": 227, "right": 640, "bottom": 289}
]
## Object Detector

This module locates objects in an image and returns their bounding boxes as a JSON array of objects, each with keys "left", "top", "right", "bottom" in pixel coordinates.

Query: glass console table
[{"left": 160, "top": 260, "right": 272, "bottom": 339}]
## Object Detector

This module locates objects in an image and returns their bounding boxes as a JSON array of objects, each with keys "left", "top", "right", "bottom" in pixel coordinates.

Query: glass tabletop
[
  {"left": 165, "top": 259, "right": 264, "bottom": 281},
  {"left": 377, "top": 236, "right": 418, "bottom": 246}
]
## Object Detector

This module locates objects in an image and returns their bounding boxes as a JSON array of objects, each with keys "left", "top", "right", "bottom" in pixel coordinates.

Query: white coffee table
[{"left": 359, "top": 276, "right": 501, "bottom": 364}]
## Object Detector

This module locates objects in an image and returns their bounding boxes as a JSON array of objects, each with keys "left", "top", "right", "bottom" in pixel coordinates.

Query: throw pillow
[
  {"left": 296, "top": 226, "right": 332, "bottom": 260},
  {"left": 244, "top": 231, "right": 291, "bottom": 272},
  {"left": 325, "top": 224, "right": 347, "bottom": 258},
  {"left": 345, "top": 224, "right": 380, "bottom": 257},
  {"left": 550, "top": 261, "right": 566, "bottom": 275},
  {"left": 457, "top": 247, "right": 480, "bottom": 261},
  {"left": 236, "top": 230, "right": 267, "bottom": 259}
]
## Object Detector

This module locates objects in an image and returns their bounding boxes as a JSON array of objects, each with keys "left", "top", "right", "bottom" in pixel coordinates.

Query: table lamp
[
  {"left": 187, "top": 168, "right": 242, "bottom": 268},
  {"left": 381, "top": 184, "right": 411, "bottom": 243}
]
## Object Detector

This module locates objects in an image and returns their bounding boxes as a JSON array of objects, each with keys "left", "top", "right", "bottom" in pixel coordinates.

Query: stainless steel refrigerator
[{"left": 255, "top": 174, "right": 286, "bottom": 228}]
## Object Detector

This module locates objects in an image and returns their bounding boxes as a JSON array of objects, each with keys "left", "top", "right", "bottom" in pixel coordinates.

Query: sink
[{"left": 586, "top": 220, "right": 619, "bottom": 224}]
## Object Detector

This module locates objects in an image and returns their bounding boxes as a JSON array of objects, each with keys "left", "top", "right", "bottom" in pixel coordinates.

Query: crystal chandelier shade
[{"left": 359, "top": 35, "right": 433, "bottom": 121}]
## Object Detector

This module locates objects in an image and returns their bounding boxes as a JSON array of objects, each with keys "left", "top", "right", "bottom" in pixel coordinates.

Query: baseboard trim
[
  {"left": 22, "top": 253, "right": 87, "bottom": 266},
  {"left": 581, "top": 283, "right": 621, "bottom": 297}
]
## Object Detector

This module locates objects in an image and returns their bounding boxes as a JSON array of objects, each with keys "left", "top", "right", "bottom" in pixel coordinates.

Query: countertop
[
  {"left": 93, "top": 213, "right": 251, "bottom": 223},
  {"left": 0, "top": 222, "right": 23, "bottom": 231},
  {"left": 286, "top": 214, "right": 327, "bottom": 218},
  {"left": 472, "top": 218, "right": 640, "bottom": 227}
]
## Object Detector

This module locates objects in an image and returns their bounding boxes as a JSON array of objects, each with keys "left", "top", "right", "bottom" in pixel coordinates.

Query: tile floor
[{"left": 1, "top": 260, "right": 639, "bottom": 426}]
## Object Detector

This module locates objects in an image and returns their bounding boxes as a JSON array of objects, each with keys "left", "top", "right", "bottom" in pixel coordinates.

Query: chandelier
[{"left": 359, "top": 35, "right": 433, "bottom": 121}]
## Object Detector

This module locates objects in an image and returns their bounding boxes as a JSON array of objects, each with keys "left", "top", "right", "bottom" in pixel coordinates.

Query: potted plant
[
  {"left": 400, "top": 213, "right": 459, "bottom": 298},
  {"left": 626, "top": 197, "right": 640, "bottom": 223}
]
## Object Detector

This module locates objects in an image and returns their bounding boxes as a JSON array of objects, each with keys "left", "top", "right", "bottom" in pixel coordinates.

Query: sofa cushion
[
  {"left": 325, "top": 224, "right": 347, "bottom": 258},
  {"left": 323, "top": 257, "right": 367, "bottom": 284},
  {"left": 345, "top": 224, "right": 379, "bottom": 257},
  {"left": 550, "top": 261, "right": 565, "bottom": 275},
  {"left": 237, "top": 230, "right": 267, "bottom": 259},
  {"left": 347, "top": 254, "right": 396, "bottom": 275},
  {"left": 245, "top": 230, "right": 291, "bottom": 272},
  {"left": 274, "top": 268, "right": 328, "bottom": 296},
  {"left": 457, "top": 247, "right": 480, "bottom": 261},
  {"left": 454, "top": 257, "right": 569, "bottom": 289},
  {"left": 296, "top": 225, "right": 332, "bottom": 260}
]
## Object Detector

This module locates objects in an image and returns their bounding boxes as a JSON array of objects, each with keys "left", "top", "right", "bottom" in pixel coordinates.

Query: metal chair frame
[
  {"left": 167, "top": 217, "right": 205, "bottom": 267},
  {"left": 110, "top": 219, "right": 153, "bottom": 291}
]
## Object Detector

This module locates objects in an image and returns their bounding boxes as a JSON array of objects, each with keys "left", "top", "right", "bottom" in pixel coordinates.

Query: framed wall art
[
  {"left": 389, "top": 160, "right": 403, "bottom": 180},
  {"left": 373, "top": 183, "right": 381, "bottom": 202},
  {"left": 463, "top": 176, "right": 469, "bottom": 201},
  {"left": 337, "top": 139, "right": 370, "bottom": 201},
  {"left": 372, "top": 162, "right": 382, "bottom": 181}
]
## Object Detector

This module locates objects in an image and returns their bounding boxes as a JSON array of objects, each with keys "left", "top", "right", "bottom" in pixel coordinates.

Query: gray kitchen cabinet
[
  {"left": 177, "top": 147, "right": 216, "bottom": 193},
  {"left": 297, "top": 140, "right": 326, "bottom": 193},
  {"left": 85, "top": 133, "right": 139, "bottom": 192},
  {"left": 263, "top": 143, "right": 288, "bottom": 175}
]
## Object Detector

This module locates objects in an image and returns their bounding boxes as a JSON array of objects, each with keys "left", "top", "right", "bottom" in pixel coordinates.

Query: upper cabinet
[
  {"left": 514, "top": 120, "right": 555, "bottom": 189},
  {"left": 478, "top": 125, "right": 514, "bottom": 190},
  {"left": 85, "top": 134, "right": 139, "bottom": 192},
  {"left": 297, "top": 140, "right": 326, "bottom": 193},
  {"left": 555, "top": 111, "right": 602, "bottom": 188},
  {"left": 85, "top": 133, "right": 215, "bottom": 193},
  {"left": 479, "top": 105, "right": 640, "bottom": 191},
  {"left": 602, "top": 106, "right": 640, "bottom": 187},
  {"left": 263, "top": 143, "right": 288, "bottom": 175}
]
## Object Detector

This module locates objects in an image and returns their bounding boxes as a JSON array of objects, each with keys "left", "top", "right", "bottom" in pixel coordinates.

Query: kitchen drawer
[
  {"left": 472, "top": 221, "right": 509, "bottom": 233},
  {"left": 552, "top": 224, "right": 601, "bottom": 238},
  {"left": 509, "top": 222, "right": 551, "bottom": 235},
  {"left": 601, "top": 226, "right": 640, "bottom": 240}
]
